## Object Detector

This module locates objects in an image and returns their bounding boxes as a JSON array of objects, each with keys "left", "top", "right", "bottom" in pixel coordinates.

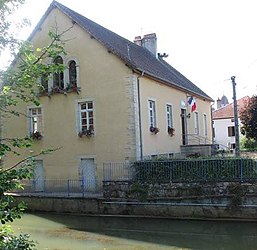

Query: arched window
[
  {"left": 69, "top": 60, "right": 77, "bottom": 87},
  {"left": 53, "top": 56, "right": 64, "bottom": 89},
  {"left": 40, "top": 73, "right": 48, "bottom": 92}
]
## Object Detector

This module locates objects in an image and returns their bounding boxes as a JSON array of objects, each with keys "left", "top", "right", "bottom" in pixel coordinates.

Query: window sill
[
  {"left": 78, "top": 130, "right": 94, "bottom": 138},
  {"left": 38, "top": 86, "right": 81, "bottom": 97},
  {"left": 30, "top": 132, "right": 43, "bottom": 140}
]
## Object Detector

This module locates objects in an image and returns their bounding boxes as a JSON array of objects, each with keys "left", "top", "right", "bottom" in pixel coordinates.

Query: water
[{"left": 11, "top": 213, "right": 257, "bottom": 250}]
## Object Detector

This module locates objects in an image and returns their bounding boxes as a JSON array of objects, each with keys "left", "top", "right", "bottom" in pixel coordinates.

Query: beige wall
[
  {"left": 138, "top": 76, "right": 212, "bottom": 157},
  {"left": 4, "top": 8, "right": 136, "bottom": 179},
  {"left": 4, "top": 8, "right": 213, "bottom": 180}
]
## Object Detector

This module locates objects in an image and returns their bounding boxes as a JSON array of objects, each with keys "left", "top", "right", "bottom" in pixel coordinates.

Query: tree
[
  {"left": 240, "top": 95, "right": 257, "bottom": 141},
  {"left": 0, "top": 0, "right": 66, "bottom": 248}
]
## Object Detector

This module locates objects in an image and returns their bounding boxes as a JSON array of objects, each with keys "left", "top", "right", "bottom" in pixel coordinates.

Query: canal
[{"left": 11, "top": 213, "right": 257, "bottom": 250}]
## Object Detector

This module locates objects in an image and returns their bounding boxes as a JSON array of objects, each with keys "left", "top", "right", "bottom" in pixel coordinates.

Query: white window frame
[
  {"left": 166, "top": 103, "right": 173, "bottom": 129},
  {"left": 194, "top": 112, "right": 199, "bottom": 135},
  {"left": 27, "top": 106, "right": 43, "bottom": 135},
  {"left": 76, "top": 99, "right": 95, "bottom": 134},
  {"left": 66, "top": 57, "right": 80, "bottom": 88},
  {"left": 203, "top": 113, "right": 207, "bottom": 136},
  {"left": 148, "top": 99, "right": 157, "bottom": 128}
]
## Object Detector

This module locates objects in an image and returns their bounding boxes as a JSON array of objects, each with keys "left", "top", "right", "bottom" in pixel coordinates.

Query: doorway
[
  {"left": 34, "top": 160, "right": 45, "bottom": 192},
  {"left": 80, "top": 158, "right": 96, "bottom": 192}
]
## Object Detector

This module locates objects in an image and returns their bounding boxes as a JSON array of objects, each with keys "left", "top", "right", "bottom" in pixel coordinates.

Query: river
[{"left": 11, "top": 213, "right": 257, "bottom": 250}]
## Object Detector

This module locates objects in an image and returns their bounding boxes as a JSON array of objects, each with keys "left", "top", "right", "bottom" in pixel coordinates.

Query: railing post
[
  {"left": 240, "top": 158, "right": 243, "bottom": 182},
  {"left": 82, "top": 179, "right": 85, "bottom": 197},
  {"left": 44, "top": 179, "right": 46, "bottom": 192},
  {"left": 67, "top": 180, "right": 70, "bottom": 197},
  {"left": 203, "top": 160, "right": 207, "bottom": 181},
  {"left": 109, "top": 163, "right": 112, "bottom": 181},
  {"left": 169, "top": 161, "right": 173, "bottom": 182}
]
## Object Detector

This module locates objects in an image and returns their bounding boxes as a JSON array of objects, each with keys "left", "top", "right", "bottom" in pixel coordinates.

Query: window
[
  {"left": 194, "top": 112, "right": 199, "bottom": 135},
  {"left": 166, "top": 104, "right": 173, "bottom": 128},
  {"left": 53, "top": 56, "right": 64, "bottom": 89},
  {"left": 203, "top": 114, "right": 207, "bottom": 136},
  {"left": 40, "top": 73, "right": 48, "bottom": 92},
  {"left": 148, "top": 100, "right": 156, "bottom": 128},
  {"left": 68, "top": 60, "right": 77, "bottom": 87},
  {"left": 79, "top": 102, "right": 94, "bottom": 132},
  {"left": 29, "top": 107, "right": 43, "bottom": 135},
  {"left": 228, "top": 126, "right": 235, "bottom": 137}
]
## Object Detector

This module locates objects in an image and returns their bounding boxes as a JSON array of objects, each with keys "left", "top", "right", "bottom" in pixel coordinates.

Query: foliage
[
  {"left": 227, "top": 183, "right": 247, "bottom": 208},
  {"left": 0, "top": 225, "right": 36, "bottom": 250},
  {"left": 240, "top": 136, "right": 257, "bottom": 151},
  {"left": 129, "top": 182, "right": 148, "bottom": 201},
  {"left": 0, "top": 0, "right": 26, "bottom": 53},
  {"left": 131, "top": 158, "right": 257, "bottom": 183},
  {"left": 240, "top": 95, "right": 257, "bottom": 140},
  {"left": 0, "top": 0, "right": 69, "bottom": 248}
]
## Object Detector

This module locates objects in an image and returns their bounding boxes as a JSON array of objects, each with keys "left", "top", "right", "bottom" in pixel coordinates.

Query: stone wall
[
  {"left": 103, "top": 180, "right": 257, "bottom": 202},
  {"left": 180, "top": 144, "right": 214, "bottom": 157},
  {"left": 11, "top": 178, "right": 257, "bottom": 220},
  {"left": 13, "top": 194, "right": 257, "bottom": 220}
]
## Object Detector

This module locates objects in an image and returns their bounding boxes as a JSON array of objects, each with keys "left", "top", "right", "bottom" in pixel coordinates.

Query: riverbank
[{"left": 13, "top": 194, "right": 257, "bottom": 221}]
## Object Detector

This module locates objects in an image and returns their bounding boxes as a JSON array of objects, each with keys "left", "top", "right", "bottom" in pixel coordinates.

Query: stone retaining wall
[
  {"left": 13, "top": 195, "right": 257, "bottom": 220},
  {"left": 103, "top": 181, "right": 257, "bottom": 201}
]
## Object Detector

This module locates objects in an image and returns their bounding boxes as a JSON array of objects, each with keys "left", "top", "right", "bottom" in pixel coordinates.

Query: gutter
[
  {"left": 137, "top": 72, "right": 144, "bottom": 160},
  {"left": 133, "top": 69, "right": 214, "bottom": 102}
]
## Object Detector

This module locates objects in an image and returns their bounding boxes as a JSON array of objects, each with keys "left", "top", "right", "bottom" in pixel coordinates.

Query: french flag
[{"left": 188, "top": 96, "right": 196, "bottom": 112}]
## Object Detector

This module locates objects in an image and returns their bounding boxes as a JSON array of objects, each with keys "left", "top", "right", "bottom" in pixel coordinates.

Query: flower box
[
  {"left": 168, "top": 126, "right": 175, "bottom": 136},
  {"left": 149, "top": 126, "right": 159, "bottom": 134},
  {"left": 78, "top": 128, "right": 94, "bottom": 137},
  {"left": 31, "top": 131, "right": 42, "bottom": 140}
]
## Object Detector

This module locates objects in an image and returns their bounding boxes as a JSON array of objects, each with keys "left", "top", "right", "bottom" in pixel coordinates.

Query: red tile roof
[{"left": 212, "top": 96, "right": 250, "bottom": 119}]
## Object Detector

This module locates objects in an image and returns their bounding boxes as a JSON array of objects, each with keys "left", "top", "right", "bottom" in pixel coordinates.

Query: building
[
  {"left": 216, "top": 95, "right": 229, "bottom": 109},
  {"left": 3, "top": 1, "right": 213, "bottom": 190},
  {"left": 213, "top": 96, "right": 249, "bottom": 150}
]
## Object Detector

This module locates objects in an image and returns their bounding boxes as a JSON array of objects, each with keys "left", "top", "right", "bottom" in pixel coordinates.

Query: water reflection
[{"left": 12, "top": 213, "right": 257, "bottom": 250}]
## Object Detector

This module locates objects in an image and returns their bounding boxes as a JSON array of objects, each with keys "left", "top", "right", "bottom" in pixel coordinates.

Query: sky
[{"left": 3, "top": 0, "right": 257, "bottom": 106}]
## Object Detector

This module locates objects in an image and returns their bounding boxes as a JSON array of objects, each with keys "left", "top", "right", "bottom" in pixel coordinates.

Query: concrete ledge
[{"left": 14, "top": 195, "right": 257, "bottom": 221}]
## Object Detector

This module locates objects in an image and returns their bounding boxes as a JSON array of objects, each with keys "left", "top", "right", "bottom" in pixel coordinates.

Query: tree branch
[
  {"left": 32, "top": 24, "right": 74, "bottom": 65},
  {"left": 1, "top": 147, "right": 61, "bottom": 173}
]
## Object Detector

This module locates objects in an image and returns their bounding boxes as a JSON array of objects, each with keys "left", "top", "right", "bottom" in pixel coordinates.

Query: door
[
  {"left": 80, "top": 158, "right": 96, "bottom": 192},
  {"left": 181, "top": 109, "right": 187, "bottom": 145},
  {"left": 34, "top": 160, "right": 45, "bottom": 192}
]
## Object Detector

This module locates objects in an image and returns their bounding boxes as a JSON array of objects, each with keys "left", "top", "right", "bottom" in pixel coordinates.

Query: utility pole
[{"left": 231, "top": 76, "right": 240, "bottom": 157}]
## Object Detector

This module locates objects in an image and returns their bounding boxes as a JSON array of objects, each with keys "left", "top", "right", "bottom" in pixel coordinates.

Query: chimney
[
  {"left": 133, "top": 36, "right": 142, "bottom": 46},
  {"left": 134, "top": 33, "right": 157, "bottom": 56}
]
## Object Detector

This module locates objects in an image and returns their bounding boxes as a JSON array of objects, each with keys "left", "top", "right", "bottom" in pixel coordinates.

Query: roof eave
[{"left": 132, "top": 68, "right": 214, "bottom": 102}]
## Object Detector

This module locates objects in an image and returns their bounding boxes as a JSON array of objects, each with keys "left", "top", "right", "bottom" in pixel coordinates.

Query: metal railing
[
  {"left": 103, "top": 158, "right": 257, "bottom": 183},
  {"left": 103, "top": 162, "right": 133, "bottom": 181},
  {"left": 186, "top": 134, "right": 212, "bottom": 145},
  {"left": 14, "top": 179, "right": 102, "bottom": 197}
]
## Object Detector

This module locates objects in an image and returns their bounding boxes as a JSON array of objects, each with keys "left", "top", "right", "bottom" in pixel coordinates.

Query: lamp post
[{"left": 231, "top": 76, "right": 240, "bottom": 157}]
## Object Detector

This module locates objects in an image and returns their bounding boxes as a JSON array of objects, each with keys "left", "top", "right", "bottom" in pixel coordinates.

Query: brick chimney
[{"left": 134, "top": 33, "right": 157, "bottom": 56}]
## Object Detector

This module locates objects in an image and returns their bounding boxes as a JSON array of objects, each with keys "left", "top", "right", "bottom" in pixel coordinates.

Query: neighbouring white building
[{"left": 212, "top": 96, "right": 249, "bottom": 150}]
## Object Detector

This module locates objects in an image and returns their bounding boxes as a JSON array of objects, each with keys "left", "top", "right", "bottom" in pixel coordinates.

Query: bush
[
  {"left": 131, "top": 158, "right": 257, "bottom": 183},
  {"left": 0, "top": 226, "right": 36, "bottom": 250},
  {"left": 240, "top": 136, "right": 257, "bottom": 150}
]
